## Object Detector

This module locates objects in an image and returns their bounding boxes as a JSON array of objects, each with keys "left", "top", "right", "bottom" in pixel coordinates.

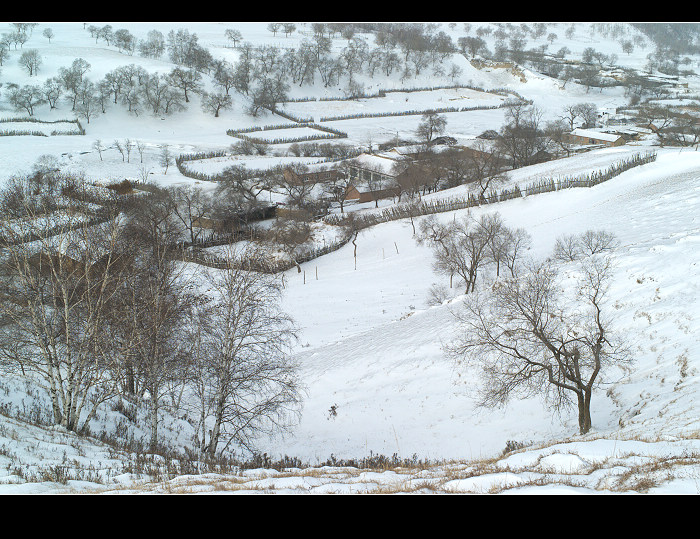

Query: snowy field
[
  {"left": 281, "top": 87, "right": 508, "bottom": 121},
  {"left": 1, "top": 22, "right": 700, "bottom": 493}
]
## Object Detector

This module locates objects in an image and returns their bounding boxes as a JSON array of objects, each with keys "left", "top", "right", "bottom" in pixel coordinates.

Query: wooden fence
[{"left": 324, "top": 151, "right": 658, "bottom": 230}]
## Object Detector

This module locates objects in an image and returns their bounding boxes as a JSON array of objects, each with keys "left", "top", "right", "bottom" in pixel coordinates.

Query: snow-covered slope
[
  {"left": 3, "top": 146, "right": 698, "bottom": 493},
  {"left": 254, "top": 147, "right": 700, "bottom": 463},
  {"left": 2, "top": 22, "right": 700, "bottom": 493}
]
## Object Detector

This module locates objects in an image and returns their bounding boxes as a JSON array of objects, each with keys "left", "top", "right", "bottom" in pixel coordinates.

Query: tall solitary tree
[{"left": 416, "top": 112, "right": 447, "bottom": 143}]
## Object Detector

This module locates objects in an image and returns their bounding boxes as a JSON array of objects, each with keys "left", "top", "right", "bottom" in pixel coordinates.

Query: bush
[
  {"left": 106, "top": 179, "right": 134, "bottom": 195},
  {"left": 426, "top": 283, "right": 451, "bottom": 306},
  {"left": 502, "top": 440, "right": 529, "bottom": 455}
]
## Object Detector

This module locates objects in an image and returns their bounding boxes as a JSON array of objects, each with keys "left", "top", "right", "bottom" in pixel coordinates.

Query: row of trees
[
  {"left": 4, "top": 56, "right": 234, "bottom": 120},
  {"left": 635, "top": 103, "right": 700, "bottom": 147},
  {"left": 216, "top": 26, "right": 465, "bottom": 113},
  {"left": 0, "top": 173, "right": 303, "bottom": 458}
]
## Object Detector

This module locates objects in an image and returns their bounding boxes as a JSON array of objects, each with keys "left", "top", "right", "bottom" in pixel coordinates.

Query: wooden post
[
  {"left": 315, "top": 266, "right": 318, "bottom": 280},
  {"left": 303, "top": 270, "right": 306, "bottom": 284}
]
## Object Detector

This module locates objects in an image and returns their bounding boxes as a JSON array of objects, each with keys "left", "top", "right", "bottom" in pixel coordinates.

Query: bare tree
[
  {"left": 497, "top": 103, "right": 549, "bottom": 169},
  {"left": 138, "top": 30, "right": 165, "bottom": 58},
  {"left": 18, "top": 49, "right": 42, "bottom": 76},
  {"left": 481, "top": 212, "right": 509, "bottom": 278},
  {"left": 75, "top": 83, "right": 101, "bottom": 124},
  {"left": 267, "top": 23, "right": 282, "bottom": 36},
  {"left": 43, "top": 27, "right": 55, "bottom": 43},
  {"left": 572, "top": 102, "right": 598, "bottom": 128},
  {"left": 135, "top": 140, "right": 147, "bottom": 163},
  {"left": 417, "top": 214, "right": 457, "bottom": 288},
  {"left": 282, "top": 24, "right": 297, "bottom": 38},
  {"left": 545, "top": 119, "right": 574, "bottom": 157},
  {"left": 168, "top": 67, "right": 202, "bottom": 103},
  {"left": 225, "top": 28, "right": 243, "bottom": 48},
  {"left": 418, "top": 212, "right": 502, "bottom": 293},
  {"left": 500, "top": 227, "right": 532, "bottom": 278},
  {"left": 168, "top": 185, "right": 214, "bottom": 245},
  {"left": 0, "top": 178, "right": 129, "bottom": 433},
  {"left": 92, "top": 139, "right": 106, "bottom": 161},
  {"left": 447, "top": 247, "right": 630, "bottom": 435},
  {"left": 116, "top": 188, "right": 196, "bottom": 448},
  {"left": 279, "top": 164, "right": 318, "bottom": 212},
  {"left": 188, "top": 245, "right": 302, "bottom": 457},
  {"left": 8, "top": 85, "right": 46, "bottom": 116},
  {"left": 323, "top": 163, "right": 356, "bottom": 213},
  {"left": 159, "top": 144, "right": 173, "bottom": 174},
  {"left": 200, "top": 91, "right": 233, "bottom": 117},
  {"left": 124, "top": 139, "right": 134, "bottom": 163},
  {"left": 215, "top": 164, "right": 264, "bottom": 212},
  {"left": 553, "top": 229, "right": 619, "bottom": 262},
  {"left": 416, "top": 112, "right": 448, "bottom": 143},
  {"left": 463, "top": 141, "right": 505, "bottom": 190},
  {"left": 113, "top": 140, "right": 125, "bottom": 162},
  {"left": 58, "top": 58, "right": 91, "bottom": 111},
  {"left": 42, "top": 77, "right": 63, "bottom": 109}
]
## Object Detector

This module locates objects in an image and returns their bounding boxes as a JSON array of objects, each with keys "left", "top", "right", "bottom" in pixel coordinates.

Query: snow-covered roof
[
  {"left": 603, "top": 126, "right": 653, "bottom": 136},
  {"left": 570, "top": 128, "right": 624, "bottom": 142},
  {"left": 350, "top": 153, "right": 403, "bottom": 176},
  {"left": 384, "top": 145, "right": 422, "bottom": 156}
]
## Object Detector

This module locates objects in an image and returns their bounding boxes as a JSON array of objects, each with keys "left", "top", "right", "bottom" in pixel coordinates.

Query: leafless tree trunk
[{"left": 168, "top": 185, "right": 213, "bottom": 245}]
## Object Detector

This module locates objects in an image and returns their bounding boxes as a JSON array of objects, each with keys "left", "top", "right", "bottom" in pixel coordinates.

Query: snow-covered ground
[
  {"left": 2, "top": 22, "right": 700, "bottom": 493},
  {"left": 1, "top": 146, "right": 698, "bottom": 494}
]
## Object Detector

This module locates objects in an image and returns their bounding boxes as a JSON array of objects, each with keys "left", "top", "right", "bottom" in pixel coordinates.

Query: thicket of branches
[{"left": 0, "top": 173, "right": 303, "bottom": 458}]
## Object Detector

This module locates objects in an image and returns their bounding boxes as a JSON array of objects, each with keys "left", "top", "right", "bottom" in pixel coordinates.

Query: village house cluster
[{"left": 275, "top": 118, "right": 654, "bottom": 213}]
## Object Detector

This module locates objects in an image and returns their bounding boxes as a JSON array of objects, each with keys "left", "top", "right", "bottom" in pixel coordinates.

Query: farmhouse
[
  {"left": 282, "top": 167, "right": 343, "bottom": 186},
  {"left": 565, "top": 128, "right": 626, "bottom": 147},
  {"left": 343, "top": 152, "right": 414, "bottom": 204},
  {"left": 346, "top": 152, "right": 454, "bottom": 204},
  {"left": 346, "top": 152, "right": 404, "bottom": 185}
]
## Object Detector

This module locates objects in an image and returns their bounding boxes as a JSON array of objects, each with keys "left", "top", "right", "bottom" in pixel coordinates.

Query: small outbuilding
[{"left": 565, "top": 128, "right": 626, "bottom": 147}]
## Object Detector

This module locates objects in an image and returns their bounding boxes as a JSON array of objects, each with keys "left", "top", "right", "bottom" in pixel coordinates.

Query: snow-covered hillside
[
  {"left": 2, "top": 145, "right": 699, "bottom": 493},
  {"left": 1, "top": 22, "right": 700, "bottom": 493}
]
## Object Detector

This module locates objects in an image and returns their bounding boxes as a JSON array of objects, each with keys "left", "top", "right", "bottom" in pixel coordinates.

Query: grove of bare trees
[
  {"left": 0, "top": 173, "right": 303, "bottom": 457},
  {"left": 417, "top": 211, "right": 531, "bottom": 293}
]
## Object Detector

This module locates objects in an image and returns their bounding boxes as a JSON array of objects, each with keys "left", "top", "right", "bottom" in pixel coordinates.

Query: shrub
[{"left": 106, "top": 179, "right": 134, "bottom": 195}]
